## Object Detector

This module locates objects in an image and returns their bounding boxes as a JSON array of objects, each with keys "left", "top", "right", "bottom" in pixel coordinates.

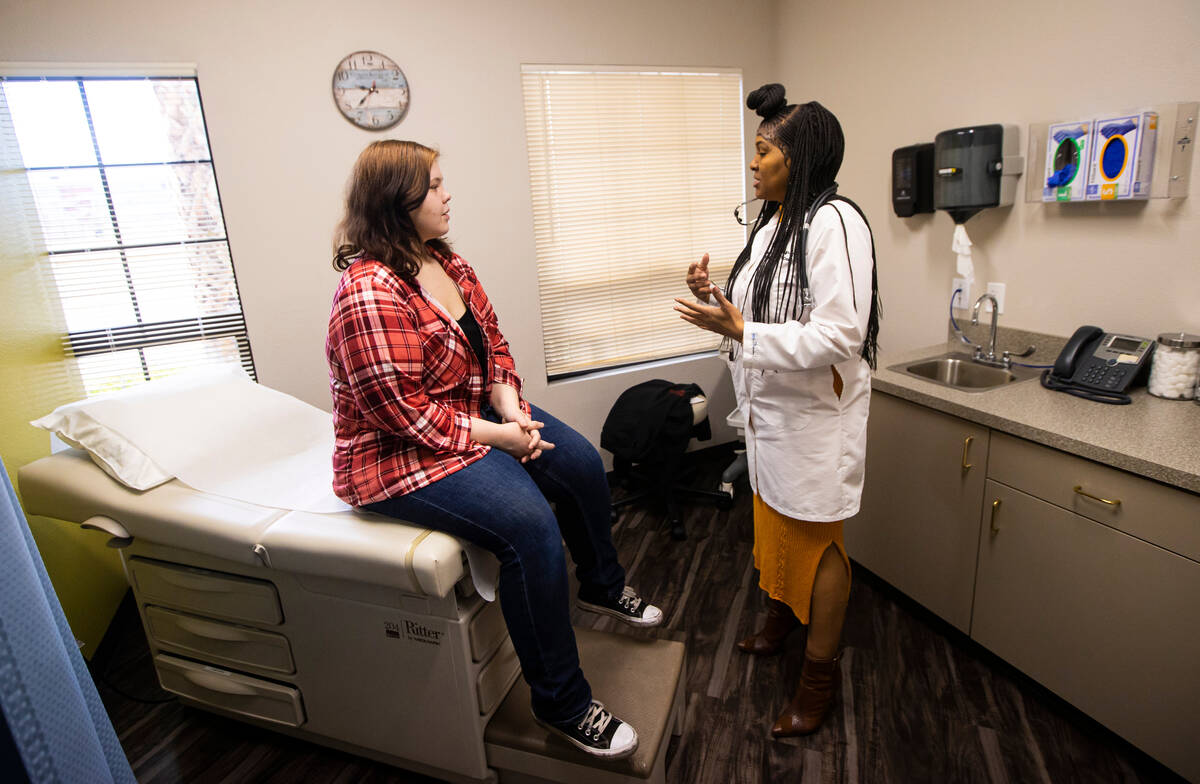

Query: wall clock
[{"left": 331, "top": 51, "right": 410, "bottom": 130}]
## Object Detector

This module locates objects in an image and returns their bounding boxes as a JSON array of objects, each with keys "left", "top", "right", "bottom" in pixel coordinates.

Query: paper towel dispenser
[
  {"left": 934, "top": 124, "right": 1024, "bottom": 223},
  {"left": 892, "top": 143, "right": 934, "bottom": 217}
]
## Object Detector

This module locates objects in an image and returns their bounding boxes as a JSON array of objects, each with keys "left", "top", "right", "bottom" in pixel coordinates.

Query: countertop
[{"left": 871, "top": 331, "right": 1200, "bottom": 495}]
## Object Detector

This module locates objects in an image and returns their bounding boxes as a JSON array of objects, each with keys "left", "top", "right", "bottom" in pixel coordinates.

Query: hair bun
[{"left": 746, "top": 83, "right": 787, "bottom": 119}]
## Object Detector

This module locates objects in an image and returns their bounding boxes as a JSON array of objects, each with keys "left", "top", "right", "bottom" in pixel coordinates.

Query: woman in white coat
[{"left": 675, "top": 83, "right": 880, "bottom": 737}]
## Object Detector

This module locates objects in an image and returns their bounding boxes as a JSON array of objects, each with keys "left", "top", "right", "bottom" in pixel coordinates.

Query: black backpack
[{"left": 600, "top": 380, "right": 711, "bottom": 465}]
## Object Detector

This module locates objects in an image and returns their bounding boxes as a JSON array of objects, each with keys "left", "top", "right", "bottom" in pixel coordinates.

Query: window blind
[
  {"left": 520, "top": 66, "right": 746, "bottom": 379},
  {"left": 0, "top": 70, "right": 255, "bottom": 396}
]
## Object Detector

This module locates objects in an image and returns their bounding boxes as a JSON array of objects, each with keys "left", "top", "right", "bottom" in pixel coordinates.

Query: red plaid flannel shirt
[{"left": 326, "top": 252, "right": 529, "bottom": 506}]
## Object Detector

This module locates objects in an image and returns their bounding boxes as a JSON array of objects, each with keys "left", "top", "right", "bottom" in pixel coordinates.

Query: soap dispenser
[{"left": 892, "top": 143, "right": 935, "bottom": 217}]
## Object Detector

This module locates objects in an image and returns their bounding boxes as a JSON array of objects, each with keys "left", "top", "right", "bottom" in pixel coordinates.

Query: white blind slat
[
  {"left": 1, "top": 73, "right": 254, "bottom": 396},
  {"left": 521, "top": 67, "right": 745, "bottom": 377}
]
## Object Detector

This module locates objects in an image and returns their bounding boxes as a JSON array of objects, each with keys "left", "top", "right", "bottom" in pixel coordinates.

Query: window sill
[{"left": 547, "top": 350, "right": 721, "bottom": 387}]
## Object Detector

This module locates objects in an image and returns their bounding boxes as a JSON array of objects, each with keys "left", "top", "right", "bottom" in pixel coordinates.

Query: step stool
[{"left": 485, "top": 627, "right": 686, "bottom": 784}]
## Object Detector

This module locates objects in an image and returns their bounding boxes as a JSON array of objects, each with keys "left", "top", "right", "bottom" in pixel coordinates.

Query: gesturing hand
[
  {"left": 686, "top": 253, "right": 713, "bottom": 302},
  {"left": 674, "top": 284, "right": 744, "bottom": 342}
]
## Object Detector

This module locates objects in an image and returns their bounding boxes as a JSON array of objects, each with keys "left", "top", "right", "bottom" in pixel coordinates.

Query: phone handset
[{"left": 1052, "top": 325, "right": 1104, "bottom": 379}]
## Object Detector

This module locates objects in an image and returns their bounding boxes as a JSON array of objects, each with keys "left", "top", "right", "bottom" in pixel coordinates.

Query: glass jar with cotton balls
[{"left": 1147, "top": 333, "right": 1200, "bottom": 400}]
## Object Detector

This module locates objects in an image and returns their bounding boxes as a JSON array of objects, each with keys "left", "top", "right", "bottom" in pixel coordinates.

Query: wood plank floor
[{"left": 89, "top": 447, "right": 1184, "bottom": 783}]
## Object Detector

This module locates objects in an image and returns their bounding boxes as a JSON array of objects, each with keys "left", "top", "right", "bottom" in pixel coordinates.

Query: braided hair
[{"left": 725, "top": 84, "right": 881, "bottom": 368}]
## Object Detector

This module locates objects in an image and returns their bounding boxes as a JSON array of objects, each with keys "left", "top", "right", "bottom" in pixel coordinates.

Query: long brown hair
[{"left": 332, "top": 140, "right": 451, "bottom": 278}]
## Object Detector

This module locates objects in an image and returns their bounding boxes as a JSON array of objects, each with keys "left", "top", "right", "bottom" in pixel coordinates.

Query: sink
[{"left": 891, "top": 352, "right": 1042, "bottom": 392}]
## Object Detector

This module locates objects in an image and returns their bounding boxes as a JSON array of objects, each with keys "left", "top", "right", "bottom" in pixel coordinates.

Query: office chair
[
  {"left": 718, "top": 406, "right": 748, "bottom": 498},
  {"left": 607, "top": 391, "right": 733, "bottom": 540}
]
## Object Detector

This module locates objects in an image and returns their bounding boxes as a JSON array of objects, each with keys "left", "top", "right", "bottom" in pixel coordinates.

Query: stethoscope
[
  {"left": 732, "top": 199, "right": 761, "bottom": 227},
  {"left": 732, "top": 184, "right": 840, "bottom": 321}
]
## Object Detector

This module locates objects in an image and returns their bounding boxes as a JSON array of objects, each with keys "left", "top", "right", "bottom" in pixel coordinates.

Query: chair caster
[
  {"left": 716, "top": 494, "right": 734, "bottom": 511},
  {"left": 670, "top": 521, "right": 687, "bottom": 541}
]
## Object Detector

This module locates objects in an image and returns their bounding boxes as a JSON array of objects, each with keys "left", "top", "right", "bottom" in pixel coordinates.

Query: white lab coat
[{"left": 726, "top": 202, "right": 875, "bottom": 522}]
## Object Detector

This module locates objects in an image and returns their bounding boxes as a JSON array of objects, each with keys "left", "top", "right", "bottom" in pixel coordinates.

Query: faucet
[
  {"left": 970, "top": 293, "right": 1001, "bottom": 365},
  {"left": 965, "top": 293, "right": 1037, "bottom": 368}
]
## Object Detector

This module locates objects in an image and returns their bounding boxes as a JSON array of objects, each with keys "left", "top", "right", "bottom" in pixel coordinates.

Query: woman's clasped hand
[
  {"left": 497, "top": 416, "right": 553, "bottom": 463},
  {"left": 488, "top": 381, "right": 554, "bottom": 462}
]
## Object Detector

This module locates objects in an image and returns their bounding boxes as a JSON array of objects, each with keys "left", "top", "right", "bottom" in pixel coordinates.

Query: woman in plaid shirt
[{"left": 326, "top": 140, "right": 661, "bottom": 760}]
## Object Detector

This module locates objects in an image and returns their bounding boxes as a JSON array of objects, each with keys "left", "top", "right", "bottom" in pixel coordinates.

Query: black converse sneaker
[
  {"left": 535, "top": 700, "right": 638, "bottom": 760},
  {"left": 578, "top": 586, "right": 664, "bottom": 628}
]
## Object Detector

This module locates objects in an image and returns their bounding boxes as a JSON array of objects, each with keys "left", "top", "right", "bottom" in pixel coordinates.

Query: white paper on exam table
[{"left": 66, "top": 367, "right": 501, "bottom": 599}]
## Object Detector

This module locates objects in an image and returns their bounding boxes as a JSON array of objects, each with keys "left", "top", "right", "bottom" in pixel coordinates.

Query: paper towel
[{"left": 952, "top": 224, "right": 974, "bottom": 286}]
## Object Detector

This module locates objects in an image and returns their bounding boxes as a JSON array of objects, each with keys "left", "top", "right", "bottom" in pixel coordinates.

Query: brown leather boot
[
  {"left": 736, "top": 598, "right": 799, "bottom": 655},
  {"left": 770, "top": 652, "right": 841, "bottom": 737}
]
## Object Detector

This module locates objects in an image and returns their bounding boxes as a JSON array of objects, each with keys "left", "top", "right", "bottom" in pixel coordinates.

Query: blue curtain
[{"left": 0, "top": 460, "right": 135, "bottom": 784}]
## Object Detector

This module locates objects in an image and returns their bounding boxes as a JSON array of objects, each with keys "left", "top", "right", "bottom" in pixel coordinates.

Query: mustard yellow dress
[{"left": 752, "top": 494, "right": 851, "bottom": 624}]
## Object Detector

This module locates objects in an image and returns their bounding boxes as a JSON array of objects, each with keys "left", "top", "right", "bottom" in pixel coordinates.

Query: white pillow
[
  {"left": 31, "top": 404, "right": 173, "bottom": 491},
  {"left": 30, "top": 366, "right": 256, "bottom": 491}
]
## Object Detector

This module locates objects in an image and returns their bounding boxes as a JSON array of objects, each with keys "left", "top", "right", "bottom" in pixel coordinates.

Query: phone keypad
[{"left": 1080, "top": 361, "right": 1130, "bottom": 389}]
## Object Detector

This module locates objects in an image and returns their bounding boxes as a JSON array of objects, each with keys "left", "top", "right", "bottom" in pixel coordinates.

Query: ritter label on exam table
[{"left": 386, "top": 618, "right": 444, "bottom": 646}]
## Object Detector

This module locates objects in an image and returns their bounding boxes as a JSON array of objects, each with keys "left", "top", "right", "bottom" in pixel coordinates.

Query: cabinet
[
  {"left": 847, "top": 392, "right": 989, "bottom": 631},
  {"left": 974, "top": 479, "right": 1200, "bottom": 782},
  {"left": 852, "top": 392, "right": 1200, "bottom": 782},
  {"left": 976, "top": 433, "right": 1200, "bottom": 783}
]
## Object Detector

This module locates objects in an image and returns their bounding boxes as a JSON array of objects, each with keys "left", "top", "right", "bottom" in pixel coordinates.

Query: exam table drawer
[
  {"left": 145, "top": 605, "right": 295, "bottom": 675},
  {"left": 129, "top": 557, "right": 283, "bottom": 625},
  {"left": 155, "top": 654, "right": 305, "bottom": 727},
  {"left": 468, "top": 598, "right": 508, "bottom": 662},
  {"left": 476, "top": 637, "right": 519, "bottom": 716}
]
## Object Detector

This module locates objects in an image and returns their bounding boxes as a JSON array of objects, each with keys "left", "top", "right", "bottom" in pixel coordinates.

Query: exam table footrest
[{"left": 485, "top": 627, "right": 686, "bottom": 784}]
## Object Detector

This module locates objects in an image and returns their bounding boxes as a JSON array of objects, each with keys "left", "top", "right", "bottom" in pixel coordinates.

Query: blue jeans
[{"left": 365, "top": 404, "right": 626, "bottom": 723}]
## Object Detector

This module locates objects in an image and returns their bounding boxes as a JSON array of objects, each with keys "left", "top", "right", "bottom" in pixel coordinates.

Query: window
[
  {"left": 0, "top": 66, "right": 255, "bottom": 396},
  {"left": 521, "top": 66, "right": 746, "bottom": 379}
]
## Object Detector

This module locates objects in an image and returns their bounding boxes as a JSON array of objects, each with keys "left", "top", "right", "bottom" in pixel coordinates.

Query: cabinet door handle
[
  {"left": 961, "top": 436, "right": 974, "bottom": 470},
  {"left": 1073, "top": 485, "right": 1121, "bottom": 507},
  {"left": 989, "top": 499, "right": 1001, "bottom": 536}
]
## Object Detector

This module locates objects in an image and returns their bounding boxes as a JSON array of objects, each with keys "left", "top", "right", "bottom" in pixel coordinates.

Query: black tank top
[{"left": 456, "top": 309, "right": 487, "bottom": 371}]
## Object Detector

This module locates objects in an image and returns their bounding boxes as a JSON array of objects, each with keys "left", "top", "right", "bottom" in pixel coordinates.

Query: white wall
[
  {"left": 778, "top": 0, "right": 1200, "bottom": 355},
  {"left": 14, "top": 0, "right": 1191, "bottom": 453},
  {"left": 1, "top": 0, "right": 780, "bottom": 448}
]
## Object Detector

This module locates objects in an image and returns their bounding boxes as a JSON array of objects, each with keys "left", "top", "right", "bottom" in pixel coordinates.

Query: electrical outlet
[
  {"left": 986, "top": 282, "right": 1006, "bottom": 315},
  {"left": 950, "top": 277, "right": 972, "bottom": 310}
]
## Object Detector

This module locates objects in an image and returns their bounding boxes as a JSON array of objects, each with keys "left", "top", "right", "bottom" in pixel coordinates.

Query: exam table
[{"left": 18, "top": 449, "right": 686, "bottom": 784}]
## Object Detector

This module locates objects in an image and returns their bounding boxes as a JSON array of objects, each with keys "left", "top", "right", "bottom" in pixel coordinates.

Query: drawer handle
[
  {"left": 175, "top": 617, "right": 254, "bottom": 643},
  {"left": 1073, "top": 486, "right": 1121, "bottom": 507},
  {"left": 961, "top": 436, "right": 974, "bottom": 470},
  {"left": 181, "top": 669, "right": 258, "bottom": 696},
  {"left": 989, "top": 499, "right": 1001, "bottom": 536},
  {"left": 155, "top": 571, "right": 238, "bottom": 593}
]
